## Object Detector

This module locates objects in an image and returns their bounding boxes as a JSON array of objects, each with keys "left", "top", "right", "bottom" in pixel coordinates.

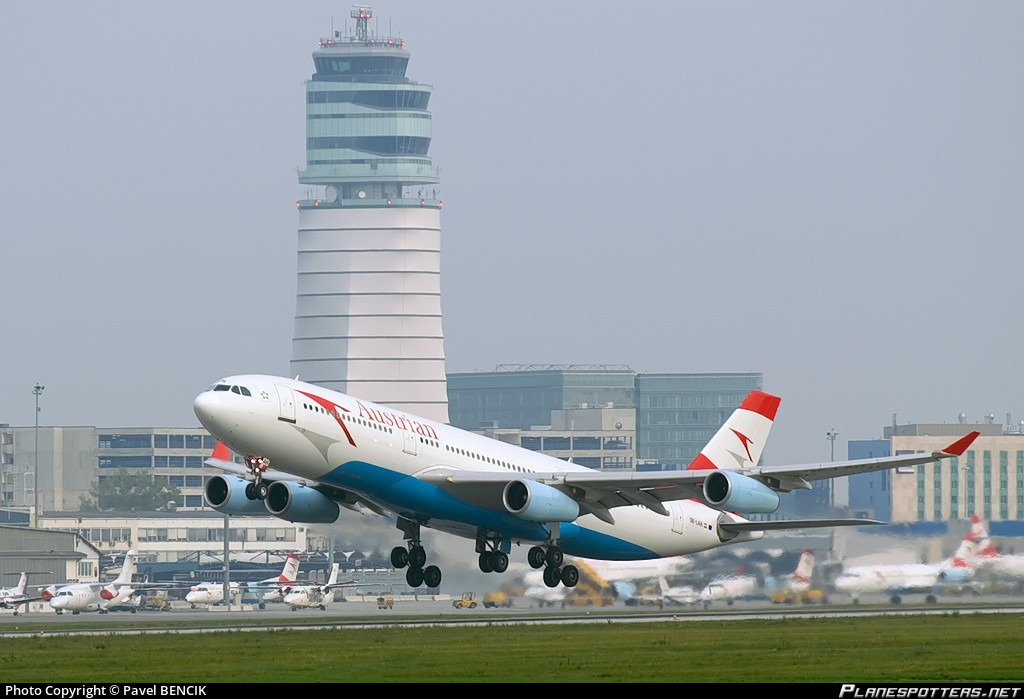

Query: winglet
[
  {"left": 211, "top": 441, "right": 231, "bottom": 461},
  {"left": 938, "top": 431, "right": 980, "bottom": 457}
]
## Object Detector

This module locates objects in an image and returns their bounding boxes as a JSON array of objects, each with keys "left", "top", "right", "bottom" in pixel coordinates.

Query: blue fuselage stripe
[{"left": 320, "top": 461, "right": 658, "bottom": 560}]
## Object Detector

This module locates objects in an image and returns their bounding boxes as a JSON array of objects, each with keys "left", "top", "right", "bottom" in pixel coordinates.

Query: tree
[{"left": 79, "top": 469, "right": 183, "bottom": 512}]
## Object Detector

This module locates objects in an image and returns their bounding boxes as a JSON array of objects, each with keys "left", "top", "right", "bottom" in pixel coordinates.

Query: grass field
[{"left": 2, "top": 612, "right": 1024, "bottom": 683}]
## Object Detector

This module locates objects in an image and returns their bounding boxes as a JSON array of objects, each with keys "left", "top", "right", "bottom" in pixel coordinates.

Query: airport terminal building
[{"left": 447, "top": 365, "right": 764, "bottom": 472}]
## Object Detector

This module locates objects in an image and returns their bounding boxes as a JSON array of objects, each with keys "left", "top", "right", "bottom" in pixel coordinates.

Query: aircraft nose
[{"left": 193, "top": 391, "right": 220, "bottom": 430}]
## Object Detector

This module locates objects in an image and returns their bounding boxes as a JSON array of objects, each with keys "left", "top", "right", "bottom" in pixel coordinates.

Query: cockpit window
[
  {"left": 239, "top": 386, "right": 251, "bottom": 397},
  {"left": 231, "top": 386, "right": 241, "bottom": 395},
  {"left": 213, "top": 384, "right": 231, "bottom": 392}
]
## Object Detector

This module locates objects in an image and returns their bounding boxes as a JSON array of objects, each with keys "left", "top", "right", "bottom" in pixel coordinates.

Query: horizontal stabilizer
[{"left": 719, "top": 518, "right": 885, "bottom": 533}]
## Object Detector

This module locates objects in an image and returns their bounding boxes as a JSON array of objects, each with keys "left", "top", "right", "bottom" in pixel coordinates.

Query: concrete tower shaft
[{"left": 291, "top": 9, "right": 448, "bottom": 423}]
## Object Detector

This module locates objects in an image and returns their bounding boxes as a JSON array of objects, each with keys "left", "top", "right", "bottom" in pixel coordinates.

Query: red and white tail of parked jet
[{"left": 193, "top": 376, "right": 979, "bottom": 591}]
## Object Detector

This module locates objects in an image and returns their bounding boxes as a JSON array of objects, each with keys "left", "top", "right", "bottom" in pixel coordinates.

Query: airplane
[
  {"left": 656, "top": 576, "right": 699, "bottom": 607},
  {"left": 697, "top": 562, "right": 767, "bottom": 607},
  {"left": 0, "top": 571, "right": 54, "bottom": 615},
  {"left": 281, "top": 563, "right": 357, "bottom": 611},
  {"left": 185, "top": 552, "right": 301, "bottom": 608},
  {"left": 521, "top": 555, "right": 693, "bottom": 606},
  {"left": 832, "top": 521, "right": 988, "bottom": 604},
  {"left": 964, "top": 517, "right": 1024, "bottom": 581},
  {"left": 192, "top": 374, "right": 980, "bottom": 591},
  {"left": 45, "top": 550, "right": 157, "bottom": 615}
]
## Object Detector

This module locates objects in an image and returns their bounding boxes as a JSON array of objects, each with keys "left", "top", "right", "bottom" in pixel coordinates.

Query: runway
[{"left": 3, "top": 595, "right": 1023, "bottom": 638}]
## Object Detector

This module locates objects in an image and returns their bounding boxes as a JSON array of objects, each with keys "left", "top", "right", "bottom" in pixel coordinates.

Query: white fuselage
[
  {"left": 698, "top": 575, "right": 760, "bottom": 602},
  {"left": 185, "top": 582, "right": 240, "bottom": 606},
  {"left": 0, "top": 575, "right": 29, "bottom": 608},
  {"left": 833, "top": 563, "right": 951, "bottom": 596},
  {"left": 49, "top": 584, "right": 133, "bottom": 614},
  {"left": 282, "top": 587, "right": 335, "bottom": 610},
  {"left": 193, "top": 375, "right": 762, "bottom": 562},
  {"left": 979, "top": 554, "right": 1024, "bottom": 580}
]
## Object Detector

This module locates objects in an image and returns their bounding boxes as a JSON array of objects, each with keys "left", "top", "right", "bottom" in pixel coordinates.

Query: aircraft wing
[
  {"left": 751, "top": 431, "right": 980, "bottom": 491},
  {"left": 1, "top": 595, "right": 50, "bottom": 607},
  {"left": 420, "top": 431, "right": 979, "bottom": 523}
]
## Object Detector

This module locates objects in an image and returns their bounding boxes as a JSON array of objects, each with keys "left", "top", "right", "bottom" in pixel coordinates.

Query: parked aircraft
[
  {"left": 832, "top": 523, "right": 987, "bottom": 604},
  {"left": 193, "top": 375, "right": 979, "bottom": 590},
  {"left": 522, "top": 555, "right": 693, "bottom": 606},
  {"left": 657, "top": 577, "right": 700, "bottom": 606},
  {"left": 698, "top": 562, "right": 768, "bottom": 606},
  {"left": 281, "top": 563, "right": 356, "bottom": 610},
  {"left": 185, "top": 552, "right": 300, "bottom": 608},
  {"left": 46, "top": 550, "right": 154, "bottom": 615},
  {"left": 967, "top": 517, "right": 1024, "bottom": 581},
  {"left": 0, "top": 572, "right": 53, "bottom": 615}
]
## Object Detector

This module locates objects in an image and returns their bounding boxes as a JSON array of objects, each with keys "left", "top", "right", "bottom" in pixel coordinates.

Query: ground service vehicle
[
  {"left": 376, "top": 595, "right": 394, "bottom": 609},
  {"left": 771, "top": 588, "right": 828, "bottom": 605},
  {"left": 453, "top": 592, "right": 477, "bottom": 609},
  {"left": 483, "top": 591, "right": 512, "bottom": 608}
]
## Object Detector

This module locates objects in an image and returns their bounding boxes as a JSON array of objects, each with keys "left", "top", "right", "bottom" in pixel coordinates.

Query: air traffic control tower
[{"left": 292, "top": 8, "right": 449, "bottom": 424}]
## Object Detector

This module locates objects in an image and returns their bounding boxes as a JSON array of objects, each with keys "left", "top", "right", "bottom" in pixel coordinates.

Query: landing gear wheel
[
  {"left": 423, "top": 565, "right": 442, "bottom": 588},
  {"left": 256, "top": 481, "right": 269, "bottom": 500},
  {"left": 491, "top": 551, "right": 509, "bottom": 574},
  {"left": 390, "top": 546, "right": 409, "bottom": 569},
  {"left": 543, "top": 566, "right": 561, "bottom": 588},
  {"left": 245, "top": 483, "right": 257, "bottom": 500},
  {"left": 545, "top": 547, "right": 563, "bottom": 568},
  {"left": 560, "top": 564, "right": 579, "bottom": 588},
  {"left": 406, "top": 566, "right": 425, "bottom": 587},
  {"left": 408, "top": 546, "right": 427, "bottom": 570},
  {"left": 528, "top": 546, "right": 546, "bottom": 569},
  {"left": 478, "top": 552, "right": 494, "bottom": 574}
]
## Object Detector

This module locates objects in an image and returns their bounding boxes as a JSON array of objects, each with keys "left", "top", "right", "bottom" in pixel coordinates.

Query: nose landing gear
[{"left": 243, "top": 456, "right": 271, "bottom": 500}]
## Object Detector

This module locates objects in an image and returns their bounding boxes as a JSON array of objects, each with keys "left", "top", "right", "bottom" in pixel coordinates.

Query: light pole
[
  {"left": 826, "top": 428, "right": 839, "bottom": 510},
  {"left": 32, "top": 383, "right": 44, "bottom": 527}
]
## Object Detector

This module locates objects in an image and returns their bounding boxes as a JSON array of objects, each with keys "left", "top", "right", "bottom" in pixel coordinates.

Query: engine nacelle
[
  {"left": 502, "top": 480, "right": 580, "bottom": 522},
  {"left": 204, "top": 475, "right": 270, "bottom": 516},
  {"left": 703, "top": 470, "right": 780, "bottom": 514},
  {"left": 265, "top": 480, "right": 341, "bottom": 524}
]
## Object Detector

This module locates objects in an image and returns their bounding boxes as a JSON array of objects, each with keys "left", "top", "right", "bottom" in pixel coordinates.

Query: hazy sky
[{"left": 2, "top": 2, "right": 1022, "bottom": 467}]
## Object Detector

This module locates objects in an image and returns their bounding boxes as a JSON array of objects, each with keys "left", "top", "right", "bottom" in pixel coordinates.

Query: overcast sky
[{"left": 2, "top": 2, "right": 1022, "bottom": 468}]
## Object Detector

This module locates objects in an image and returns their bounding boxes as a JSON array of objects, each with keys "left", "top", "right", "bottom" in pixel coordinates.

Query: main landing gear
[
  {"left": 390, "top": 518, "right": 443, "bottom": 589},
  {"left": 476, "top": 532, "right": 509, "bottom": 575},
  {"left": 528, "top": 544, "right": 579, "bottom": 588},
  {"left": 243, "top": 455, "right": 271, "bottom": 500}
]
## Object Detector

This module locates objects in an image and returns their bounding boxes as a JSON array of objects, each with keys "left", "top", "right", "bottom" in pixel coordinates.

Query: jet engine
[
  {"left": 702, "top": 470, "right": 780, "bottom": 514},
  {"left": 204, "top": 475, "right": 271, "bottom": 516},
  {"left": 502, "top": 480, "right": 580, "bottom": 522},
  {"left": 265, "top": 481, "right": 341, "bottom": 524}
]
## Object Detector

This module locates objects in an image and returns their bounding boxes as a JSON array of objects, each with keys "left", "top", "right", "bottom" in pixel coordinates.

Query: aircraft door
[
  {"left": 670, "top": 502, "right": 686, "bottom": 535},
  {"left": 403, "top": 431, "right": 417, "bottom": 456},
  {"left": 275, "top": 384, "right": 296, "bottom": 423}
]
